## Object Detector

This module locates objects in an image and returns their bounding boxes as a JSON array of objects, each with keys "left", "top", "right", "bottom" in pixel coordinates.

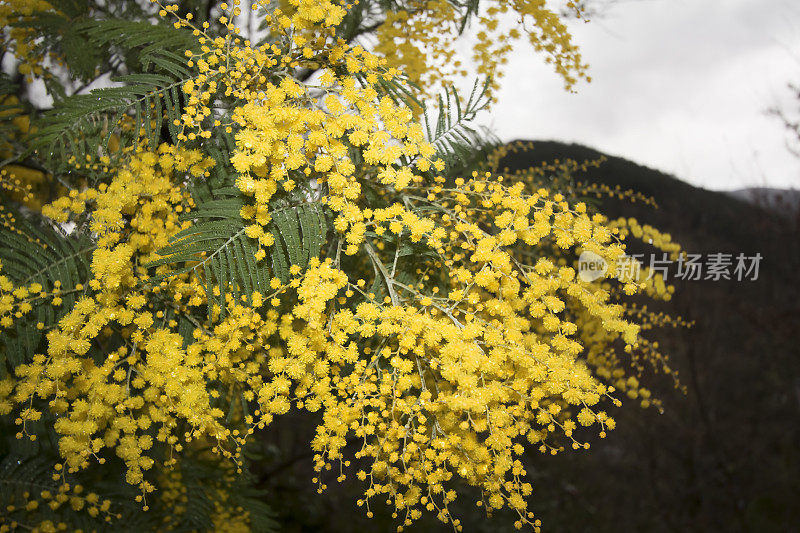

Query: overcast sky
[{"left": 469, "top": 0, "right": 800, "bottom": 191}]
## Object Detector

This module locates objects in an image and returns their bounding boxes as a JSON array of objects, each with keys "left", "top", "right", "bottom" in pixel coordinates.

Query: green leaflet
[{"left": 423, "top": 78, "right": 496, "bottom": 172}]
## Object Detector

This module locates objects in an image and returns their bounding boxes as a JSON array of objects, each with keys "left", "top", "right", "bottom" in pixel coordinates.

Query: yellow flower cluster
[
  {"left": 160, "top": 0, "right": 345, "bottom": 141},
  {"left": 0, "top": 266, "right": 58, "bottom": 331},
  {"left": 0, "top": 477, "right": 116, "bottom": 532},
  {"left": 479, "top": 144, "right": 685, "bottom": 407},
  {"left": 0, "top": 0, "right": 55, "bottom": 77},
  {"left": 375, "top": 0, "right": 589, "bottom": 97},
  {"left": 489, "top": 141, "right": 657, "bottom": 207}
]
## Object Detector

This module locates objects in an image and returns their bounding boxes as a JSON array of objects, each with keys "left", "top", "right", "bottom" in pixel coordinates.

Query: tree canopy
[{"left": 0, "top": 1, "right": 682, "bottom": 530}]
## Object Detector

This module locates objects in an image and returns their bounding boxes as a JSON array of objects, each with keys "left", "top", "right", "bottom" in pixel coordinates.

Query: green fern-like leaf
[
  {"left": 230, "top": 480, "right": 281, "bottom": 533},
  {"left": 423, "top": 78, "right": 492, "bottom": 169},
  {"left": 0, "top": 453, "right": 60, "bottom": 503},
  {"left": 29, "top": 72, "right": 188, "bottom": 164},
  {"left": 75, "top": 18, "right": 198, "bottom": 72}
]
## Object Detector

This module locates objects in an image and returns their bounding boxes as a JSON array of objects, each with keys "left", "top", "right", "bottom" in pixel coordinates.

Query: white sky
[{"left": 468, "top": 0, "right": 800, "bottom": 191}]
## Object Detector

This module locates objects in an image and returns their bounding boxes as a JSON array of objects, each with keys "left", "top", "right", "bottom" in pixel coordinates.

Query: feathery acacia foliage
[
  {"left": 27, "top": 17, "right": 200, "bottom": 164},
  {"left": 1, "top": 0, "right": 683, "bottom": 531}
]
